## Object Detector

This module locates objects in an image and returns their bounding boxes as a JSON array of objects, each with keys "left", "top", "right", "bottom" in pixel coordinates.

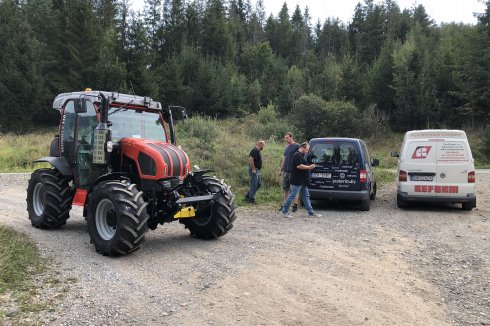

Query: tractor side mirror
[
  {"left": 371, "top": 158, "right": 380, "bottom": 167},
  {"left": 390, "top": 150, "right": 399, "bottom": 158},
  {"left": 74, "top": 98, "right": 87, "bottom": 114},
  {"left": 168, "top": 106, "right": 188, "bottom": 121}
]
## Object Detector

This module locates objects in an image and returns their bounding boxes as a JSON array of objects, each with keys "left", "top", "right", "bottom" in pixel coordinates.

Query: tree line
[{"left": 0, "top": 0, "right": 489, "bottom": 133}]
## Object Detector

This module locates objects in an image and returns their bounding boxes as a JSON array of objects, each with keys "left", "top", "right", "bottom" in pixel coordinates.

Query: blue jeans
[
  {"left": 281, "top": 184, "right": 314, "bottom": 215},
  {"left": 245, "top": 167, "right": 261, "bottom": 201}
]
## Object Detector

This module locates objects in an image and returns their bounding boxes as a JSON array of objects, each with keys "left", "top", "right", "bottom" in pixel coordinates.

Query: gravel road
[{"left": 0, "top": 172, "right": 489, "bottom": 326}]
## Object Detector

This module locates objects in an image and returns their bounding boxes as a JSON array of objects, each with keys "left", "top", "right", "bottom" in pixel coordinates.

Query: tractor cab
[{"left": 52, "top": 91, "right": 175, "bottom": 190}]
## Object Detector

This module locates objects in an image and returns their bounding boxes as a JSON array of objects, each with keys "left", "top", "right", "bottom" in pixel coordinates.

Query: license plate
[
  {"left": 311, "top": 173, "right": 331, "bottom": 179},
  {"left": 410, "top": 175, "right": 433, "bottom": 181}
]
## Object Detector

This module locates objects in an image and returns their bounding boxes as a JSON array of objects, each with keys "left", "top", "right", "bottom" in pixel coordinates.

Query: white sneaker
[
  {"left": 308, "top": 213, "right": 322, "bottom": 218},
  {"left": 281, "top": 212, "right": 293, "bottom": 218}
]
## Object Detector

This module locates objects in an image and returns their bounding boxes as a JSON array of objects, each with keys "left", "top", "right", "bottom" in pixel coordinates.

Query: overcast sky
[{"left": 131, "top": 0, "right": 486, "bottom": 25}]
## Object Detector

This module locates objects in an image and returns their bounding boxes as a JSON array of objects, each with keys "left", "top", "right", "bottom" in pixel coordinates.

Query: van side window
[{"left": 361, "top": 141, "right": 370, "bottom": 166}]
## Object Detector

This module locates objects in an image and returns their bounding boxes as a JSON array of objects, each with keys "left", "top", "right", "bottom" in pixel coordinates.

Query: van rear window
[{"left": 310, "top": 142, "right": 360, "bottom": 166}]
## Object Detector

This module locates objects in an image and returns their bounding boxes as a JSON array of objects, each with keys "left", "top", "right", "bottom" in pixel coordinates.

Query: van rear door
[
  {"left": 435, "top": 140, "right": 472, "bottom": 197},
  {"left": 309, "top": 140, "right": 361, "bottom": 191},
  {"left": 403, "top": 140, "right": 437, "bottom": 197}
]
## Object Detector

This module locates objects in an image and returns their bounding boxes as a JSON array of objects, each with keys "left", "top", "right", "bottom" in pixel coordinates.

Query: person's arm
[
  {"left": 249, "top": 155, "right": 256, "bottom": 174},
  {"left": 277, "top": 158, "right": 285, "bottom": 176},
  {"left": 294, "top": 153, "right": 316, "bottom": 170},
  {"left": 296, "top": 163, "right": 316, "bottom": 170}
]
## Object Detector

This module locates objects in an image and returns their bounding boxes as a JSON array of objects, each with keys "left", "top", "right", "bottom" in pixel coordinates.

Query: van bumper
[
  {"left": 397, "top": 192, "right": 476, "bottom": 203},
  {"left": 309, "top": 189, "right": 369, "bottom": 201}
]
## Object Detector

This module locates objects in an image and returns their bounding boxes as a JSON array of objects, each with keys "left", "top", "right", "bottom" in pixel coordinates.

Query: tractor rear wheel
[
  {"left": 181, "top": 176, "right": 237, "bottom": 239},
  {"left": 86, "top": 180, "right": 149, "bottom": 256},
  {"left": 26, "top": 169, "right": 74, "bottom": 229}
]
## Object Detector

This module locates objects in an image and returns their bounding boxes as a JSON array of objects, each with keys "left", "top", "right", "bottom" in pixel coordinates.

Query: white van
[{"left": 391, "top": 130, "right": 476, "bottom": 210}]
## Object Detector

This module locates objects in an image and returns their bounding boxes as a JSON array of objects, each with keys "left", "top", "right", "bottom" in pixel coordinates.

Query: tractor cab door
[
  {"left": 60, "top": 100, "right": 77, "bottom": 162},
  {"left": 73, "top": 101, "right": 105, "bottom": 189}
]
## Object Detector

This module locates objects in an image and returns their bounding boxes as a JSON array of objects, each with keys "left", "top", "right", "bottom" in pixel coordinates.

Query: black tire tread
[
  {"left": 360, "top": 199, "right": 370, "bottom": 211},
  {"left": 86, "top": 180, "right": 149, "bottom": 256},
  {"left": 26, "top": 169, "right": 74, "bottom": 229},
  {"left": 181, "top": 176, "right": 236, "bottom": 239}
]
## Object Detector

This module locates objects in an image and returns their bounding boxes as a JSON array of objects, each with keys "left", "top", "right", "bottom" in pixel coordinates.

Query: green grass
[
  {"left": 0, "top": 129, "right": 55, "bottom": 172},
  {"left": 0, "top": 225, "right": 45, "bottom": 294},
  {"left": 0, "top": 224, "right": 49, "bottom": 319}
]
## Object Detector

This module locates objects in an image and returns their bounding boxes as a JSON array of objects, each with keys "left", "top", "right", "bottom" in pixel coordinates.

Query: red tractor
[{"left": 26, "top": 90, "right": 236, "bottom": 256}]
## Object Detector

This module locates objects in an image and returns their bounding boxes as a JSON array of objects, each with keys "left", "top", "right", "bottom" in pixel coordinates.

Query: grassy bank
[
  {"left": 0, "top": 129, "right": 54, "bottom": 172},
  {"left": 0, "top": 224, "right": 47, "bottom": 318}
]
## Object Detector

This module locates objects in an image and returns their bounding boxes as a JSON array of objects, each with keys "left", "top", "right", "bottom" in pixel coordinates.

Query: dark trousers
[{"left": 245, "top": 167, "right": 261, "bottom": 201}]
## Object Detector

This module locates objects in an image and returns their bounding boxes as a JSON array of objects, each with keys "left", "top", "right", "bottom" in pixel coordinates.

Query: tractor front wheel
[
  {"left": 26, "top": 169, "right": 74, "bottom": 229},
  {"left": 181, "top": 176, "right": 237, "bottom": 239},
  {"left": 86, "top": 180, "right": 149, "bottom": 256}
]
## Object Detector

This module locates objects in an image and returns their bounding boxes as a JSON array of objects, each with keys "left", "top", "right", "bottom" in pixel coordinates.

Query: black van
[{"left": 307, "top": 138, "right": 379, "bottom": 211}]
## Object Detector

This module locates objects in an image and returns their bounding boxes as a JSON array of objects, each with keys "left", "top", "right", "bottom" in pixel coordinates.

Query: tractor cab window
[
  {"left": 77, "top": 101, "right": 98, "bottom": 145},
  {"left": 75, "top": 100, "right": 105, "bottom": 189},
  {"left": 61, "top": 101, "right": 76, "bottom": 161},
  {"left": 108, "top": 108, "right": 167, "bottom": 142}
]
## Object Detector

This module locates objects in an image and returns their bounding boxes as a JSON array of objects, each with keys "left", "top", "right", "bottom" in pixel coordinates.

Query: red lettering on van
[{"left": 414, "top": 185, "right": 459, "bottom": 193}]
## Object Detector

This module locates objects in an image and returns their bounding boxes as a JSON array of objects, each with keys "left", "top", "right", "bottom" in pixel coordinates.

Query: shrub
[
  {"left": 288, "top": 95, "right": 328, "bottom": 140},
  {"left": 243, "top": 104, "right": 302, "bottom": 142},
  {"left": 176, "top": 115, "right": 220, "bottom": 151}
]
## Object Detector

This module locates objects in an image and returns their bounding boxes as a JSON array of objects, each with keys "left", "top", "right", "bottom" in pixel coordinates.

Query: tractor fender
[
  {"left": 82, "top": 172, "right": 129, "bottom": 216},
  {"left": 33, "top": 157, "right": 72, "bottom": 177}
]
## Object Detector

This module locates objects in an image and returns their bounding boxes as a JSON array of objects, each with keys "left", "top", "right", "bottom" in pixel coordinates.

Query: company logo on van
[
  {"left": 412, "top": 146, "right": 432, "bottom": 159},
  {"left": 414, "top": 185, "right": 458, "bottom": 193}
]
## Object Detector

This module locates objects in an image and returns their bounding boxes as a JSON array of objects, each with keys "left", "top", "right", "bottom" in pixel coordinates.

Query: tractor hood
[{"left": 120, "top": 138, "right": 190, "bottom": 179}]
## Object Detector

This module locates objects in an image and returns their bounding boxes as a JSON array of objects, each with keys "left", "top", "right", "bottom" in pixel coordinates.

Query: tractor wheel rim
[
  {"left": 95, "top": 199, "right": 117, "bottom": 241},
  {"left": 33, "top": 183, "right": 45, "bottom": 216}
]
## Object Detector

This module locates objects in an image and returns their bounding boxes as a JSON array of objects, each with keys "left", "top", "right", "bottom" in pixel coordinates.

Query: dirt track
[{"left": 0, "top": 172, "right": 489, "bottom": 326}]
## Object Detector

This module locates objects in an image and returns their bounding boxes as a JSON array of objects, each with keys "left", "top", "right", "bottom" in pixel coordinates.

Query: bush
[
  {"left": 176, "top": 115, "right": 220, "bottom": 152},
  {"left": 289, "top": 95, "right": 375, "bottom": 140},
  {"left": 288, "top": 95, "right": 328, "bottom": 140},
  {"left": 243, "top": 104, "right": 302, "bottom": 142}
]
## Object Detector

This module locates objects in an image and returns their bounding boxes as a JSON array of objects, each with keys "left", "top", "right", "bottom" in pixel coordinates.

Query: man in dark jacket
[
  {"left": 245, "top": 140, "right": 265, "bottom": 204},
  {"left": 281, "top": 142, "right": 322, "bottom": 218}
]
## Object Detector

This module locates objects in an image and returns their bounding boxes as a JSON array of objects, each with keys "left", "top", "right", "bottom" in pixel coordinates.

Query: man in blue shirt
[{"left": 277, "top": 132, "right": 300, "bottom": 212}]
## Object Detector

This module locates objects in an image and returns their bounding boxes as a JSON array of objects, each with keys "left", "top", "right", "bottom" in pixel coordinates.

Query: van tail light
[
  {"left": 360, "top": 170, "right": 367, "bottom": 183},
  {"left": 399, "top": 170, "right": 407, "bottom": 182},
  {"left": 468, "top": 171, "right": 475, "bottom": 183}
]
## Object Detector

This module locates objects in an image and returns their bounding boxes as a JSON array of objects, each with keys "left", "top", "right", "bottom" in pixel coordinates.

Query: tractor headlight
[{"left": 106, "top": 141, "right": 113, "bottom": 153}]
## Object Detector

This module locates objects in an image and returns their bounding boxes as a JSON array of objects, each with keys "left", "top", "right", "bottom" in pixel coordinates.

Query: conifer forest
[{"left": 0, "top": 0, "right": 489, "bottom": 133}]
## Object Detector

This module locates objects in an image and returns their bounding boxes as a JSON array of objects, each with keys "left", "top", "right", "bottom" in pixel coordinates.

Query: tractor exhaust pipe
[{"left": 93, "top": 93, "right": 111, "bottom": 165}]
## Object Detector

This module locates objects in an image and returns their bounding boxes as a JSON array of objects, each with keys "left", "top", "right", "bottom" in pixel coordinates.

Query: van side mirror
[
  {"left": 371, "top": 159, "right": 379, "bottom": 167},
  {"left": 390, "top": 151, "right": 399, "bottom": 158},
  {"left": 74, "top": 98, "right": 87, "bottom": 114}
]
